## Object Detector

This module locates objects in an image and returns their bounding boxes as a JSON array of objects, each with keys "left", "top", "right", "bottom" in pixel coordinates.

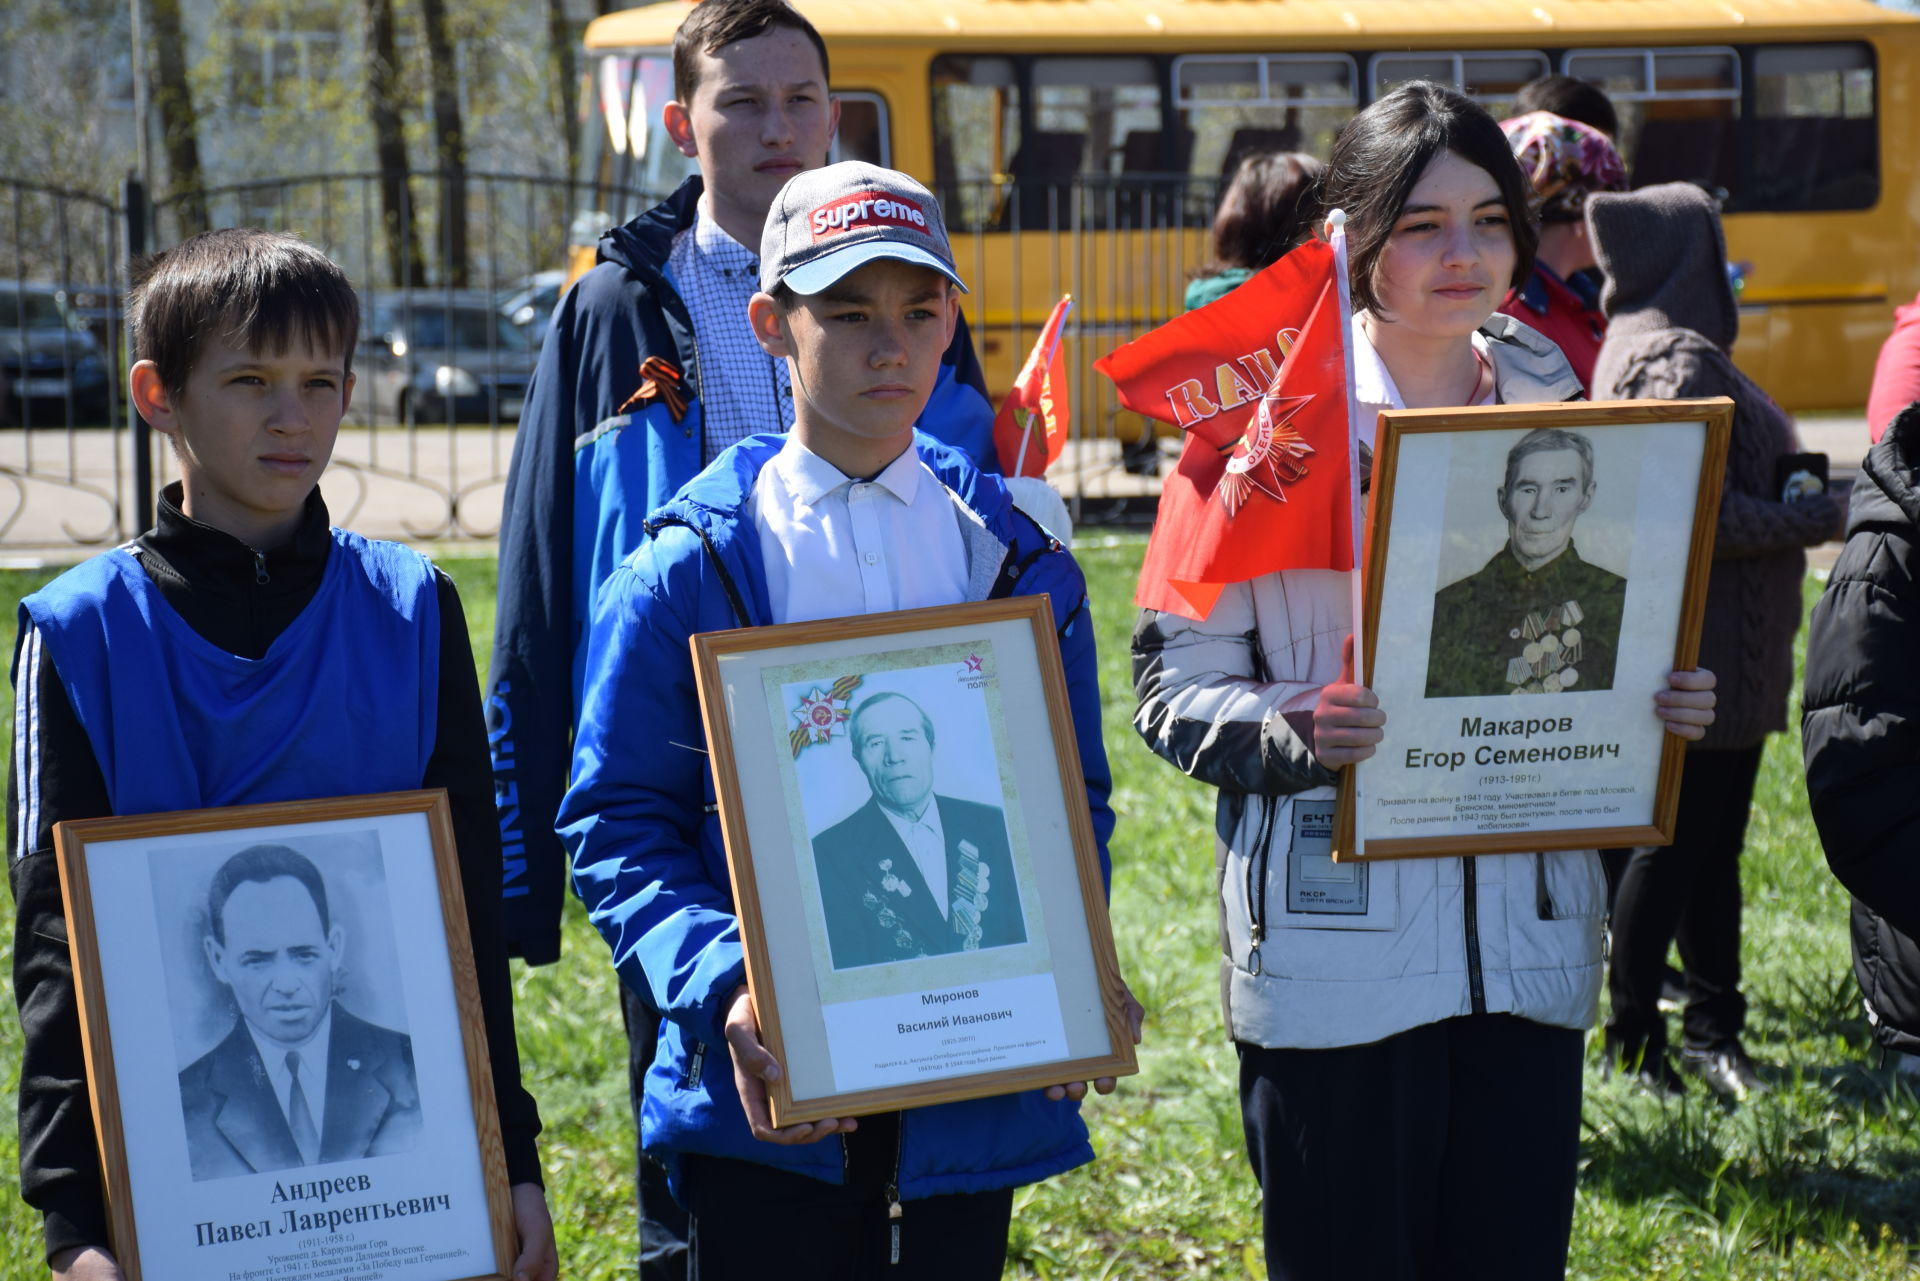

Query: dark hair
[
  {"left": 848, "top": 692, "right": 936, "bottom": 753},
  {"left": 1203, "top": 150, "right": 1325, "bottom": 275},
  {"left": 206, "top": 843, "right": 330, "bottom": 946},
  {"left": 127, "top": 228, "right": 358, "bottom": 398},
  {"left": 1321, "top": 81, "right": 1537, "bottom": 317},
  {"left": 1502, "top": 427, "right": 1595, "bottom": 497},
  {"left": 673, "top": 0, "right": 830, "bottom": 105},
  {"left": 1513, "top": 75, "right": 1619, "bottom": 139}
]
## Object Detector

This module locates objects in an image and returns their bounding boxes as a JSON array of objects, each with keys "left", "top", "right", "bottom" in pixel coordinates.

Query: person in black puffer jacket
[{"left": 1804, "top": 400, "right": 1920, "bottom": 1069}]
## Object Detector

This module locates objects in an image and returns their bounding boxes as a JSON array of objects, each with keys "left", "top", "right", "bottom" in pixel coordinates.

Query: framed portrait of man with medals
[
  {"left": 692, "top": 596, "right": 1137, "bottom": 1126},
  {"left": 1335, "top": 398, "right": 1732, "bottom": 861}
]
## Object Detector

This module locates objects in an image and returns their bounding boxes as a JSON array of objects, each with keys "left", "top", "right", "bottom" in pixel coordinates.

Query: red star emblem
[
  {"left": 1209, "top": 389, "right": 1316, "bottom": 518},
  {"left": 962, "top": 654, "right": 983, "bottom": 674}
]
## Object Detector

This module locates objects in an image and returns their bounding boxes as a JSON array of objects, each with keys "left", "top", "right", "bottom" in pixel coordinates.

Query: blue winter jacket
[
  {"left": 557, "top": 432, "right": 1113, "bottom": 1197},
  {"left": 488, "top": 176, "right": 998, "bottom": 963}
]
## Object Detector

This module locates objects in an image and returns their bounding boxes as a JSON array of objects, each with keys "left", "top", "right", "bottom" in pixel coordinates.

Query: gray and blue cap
[{"left": 759, "top": 161, "right": 968, "bottom": 296}]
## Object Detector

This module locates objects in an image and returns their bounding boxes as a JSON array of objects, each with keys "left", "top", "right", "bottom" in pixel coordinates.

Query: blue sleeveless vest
[{"left": 22, "top": 529, "right": 440, "bottom": 816}]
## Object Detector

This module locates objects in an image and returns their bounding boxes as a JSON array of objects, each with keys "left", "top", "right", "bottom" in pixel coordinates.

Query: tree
[
  {"left": 146, "top": 0, "right": 209, "bottom": 235},
  {"left": 419, "top": 0, "right": 469, "bottom": 286},
  {"left": 363, "top": 0, "right": 425, "bottom": 286}
]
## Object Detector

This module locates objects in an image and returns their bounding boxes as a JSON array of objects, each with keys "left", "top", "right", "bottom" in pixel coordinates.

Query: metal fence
[{"left": 0, "top": 169, "right": 1217, "bottom": 551}]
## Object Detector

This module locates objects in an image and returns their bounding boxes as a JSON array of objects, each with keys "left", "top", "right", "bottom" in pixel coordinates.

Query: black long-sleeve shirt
[{"left": 8, "top": 484, "right": 542, "bottom": 1262}]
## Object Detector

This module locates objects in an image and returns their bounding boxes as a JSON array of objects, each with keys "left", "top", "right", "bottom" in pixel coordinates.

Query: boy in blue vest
[
  {"left": 558, "top": 162, "right": 1141, "bottom": 1279},
  {"left": 8, "top": 229, "right": 557, "bottom": 1281}
]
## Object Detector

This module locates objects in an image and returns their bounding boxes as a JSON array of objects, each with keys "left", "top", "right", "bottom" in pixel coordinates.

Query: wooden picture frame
[
  {"left": 692, "top": 595, "right": 1137, "bottom": 1126},
  {"left": 1334, "top": 398, "right": 1733, "bottom": 861},
  {"left": 54, "top": 789, "right": 518, "bottom": 1281}
]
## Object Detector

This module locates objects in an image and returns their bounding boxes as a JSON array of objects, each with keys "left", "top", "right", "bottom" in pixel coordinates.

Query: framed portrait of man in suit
[
  {"left": 54, "top": 790, "right": 518, "bottom": 1281},
  {"left": 1335, "top": 399, "right": 1732, "bottom": 861},
  {"left": 694, "top": 596, "right": 1136, "bottom": 1127}
]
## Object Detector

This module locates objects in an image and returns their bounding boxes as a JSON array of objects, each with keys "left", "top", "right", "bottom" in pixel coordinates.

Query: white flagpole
[{"left": 1330, "top": 209, "right": 1366, "bottom": 857}]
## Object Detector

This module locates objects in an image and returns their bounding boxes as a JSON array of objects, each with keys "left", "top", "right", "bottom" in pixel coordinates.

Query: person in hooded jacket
[
  {"left": 1804, "top": 399, "right": 1920, "bottom": 1074},
  {"left": 1587, "top": 181, "right": 1842, "bottom": 1097},
  {"left": 559, "top": 161, "right": 1138, "bottom": 1280},
  {"left": 1867, "top": 290, "right": 1920, "bottom": 444}
]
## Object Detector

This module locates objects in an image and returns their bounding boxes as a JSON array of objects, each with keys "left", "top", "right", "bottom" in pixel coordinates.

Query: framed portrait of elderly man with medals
[
  {"left": 1334, "top": 398, "right": 1732, "bottom": 861},
  {"left": 53, "top": 790, "right": 520, "bottom": 1281},
  {"left": 692, "top": 596, "right": 1136, "bottom": 1126}
]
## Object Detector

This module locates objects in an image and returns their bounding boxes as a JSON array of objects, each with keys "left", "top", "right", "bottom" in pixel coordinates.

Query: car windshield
[
  {"left": 0, "top": 291, "right": 70, "bottom": 331},
  {"left": 391, "top": 305, "right": 529, "bottom": 351}
]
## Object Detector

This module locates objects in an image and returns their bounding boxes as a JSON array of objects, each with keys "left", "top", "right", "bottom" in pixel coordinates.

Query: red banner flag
[
  {"left": 1095, "top": 239, "right": 1353, "bottom": 620},
  {"left": 992, "top": 296, "right": 1073, "bottom": 478}
]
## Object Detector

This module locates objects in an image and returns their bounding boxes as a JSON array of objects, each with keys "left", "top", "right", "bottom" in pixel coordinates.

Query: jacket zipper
[
  {"left": 252, "top": 549, "right": 270, "bottom": 584},
  {"left": 886, "top": 1115, "right": 906, "bottom": 1265},
  {"left": 1245, "top": 796, "right": 1277, "bottom": 974},
  {"left": 1462, "top": 856, "right": 1486, "bottom": 1014}
]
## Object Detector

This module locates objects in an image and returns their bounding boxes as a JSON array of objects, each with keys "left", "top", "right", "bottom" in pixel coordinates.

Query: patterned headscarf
[{"left": 1501, "top": 111, "right": 1627, "bottom": 223}]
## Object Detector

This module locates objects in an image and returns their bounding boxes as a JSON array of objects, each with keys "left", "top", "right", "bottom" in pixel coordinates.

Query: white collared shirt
[
  {"left": 878, "top": 797, "right": 950, "bottom": 919},
  {"left": 751, "top": 435, "right": 970, "bottom": 625},
  {"left": 667, "top": 206, "right": 795, "bottom": 463},
  {"left": 1350, "top": 313, "right": 1498, "bottom": 434},
  {"left": 246, "top": 1009, "right": 333, "bottom": 1139}
]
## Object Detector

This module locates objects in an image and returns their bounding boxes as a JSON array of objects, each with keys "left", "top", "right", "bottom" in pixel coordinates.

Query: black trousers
[
  {"left": 622, "top": 983, "right": 691, "bottom": 1280},
  {"left": 1239, "top": 1014, "right": 1584, "bottom": 1281},
  {"left": 679, "top": 1110, "right": 1015, "bottom": 1280},
  {"left": 1605, "top": 745, "right": 1764, "bottom": 1056}
]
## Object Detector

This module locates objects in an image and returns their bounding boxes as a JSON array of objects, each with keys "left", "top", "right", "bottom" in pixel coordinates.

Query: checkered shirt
[{"left": 668, "top": 208, "right": 794, "bottom": 463}]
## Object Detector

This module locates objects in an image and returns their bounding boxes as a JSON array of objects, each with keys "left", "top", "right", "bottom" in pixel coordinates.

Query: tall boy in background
[
  {"left": 9, "top": 229, "right": 555, "bottom": 1281},
  {"left": 559, "top": 162, "right": 1137, "bottom": 1278}
]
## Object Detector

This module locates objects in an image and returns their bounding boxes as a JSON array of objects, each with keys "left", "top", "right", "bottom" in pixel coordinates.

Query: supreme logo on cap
[{"left": 809, "top": 190, "right": 929, "bottom": 241}]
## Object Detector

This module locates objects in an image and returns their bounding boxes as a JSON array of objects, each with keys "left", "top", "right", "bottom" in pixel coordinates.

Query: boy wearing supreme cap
[{"left": 559, "top": 162, "right": 1139, "bottom": 1278}]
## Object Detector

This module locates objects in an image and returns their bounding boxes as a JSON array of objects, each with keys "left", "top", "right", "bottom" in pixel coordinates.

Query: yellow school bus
[{"left": 575, "top": 0, "right": 1920, "bottom": 468}]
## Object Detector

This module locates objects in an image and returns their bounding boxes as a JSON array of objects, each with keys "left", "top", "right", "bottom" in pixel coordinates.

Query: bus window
[
  {"left": 1024, "top": 56, "right": 1163, "bottom": 227},
  {"left": 1370, "top": 51, "right": 1550, "bottom": 111},
  {"left": 931, "top": 55, "right": 1022, "bottom": 227},
  {"left": 1172, "top": 54, "right": 1357, "bottom": 179},
  {"left": 1563, "top": 47, "right": 1740, "bottom": 197},
  {"left": 1748, "top": 44, "right": 1876, "bottom": 211},
  {"left": 831, "top": 92, "right": 892, "bottom": 167}
]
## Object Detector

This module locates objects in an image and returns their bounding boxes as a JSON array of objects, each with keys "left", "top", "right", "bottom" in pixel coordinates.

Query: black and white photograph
[
  {"left": 53, "top": 792, "right": 516, "bottom": 1281},
  {"left": 1338, "top": 400, "right": 1730, "bottom": 860},
  {"left": 151, "top": 832, "right": 420, "bottom": 1182},
  {"left": 788, "top": 666, "right": 1031, "bottom": 972},
  {"left": 1425, "top": 425, "right": 1635, "bottom": 699}
]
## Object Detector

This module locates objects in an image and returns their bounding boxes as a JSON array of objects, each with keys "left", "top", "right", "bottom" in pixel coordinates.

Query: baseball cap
[{"left": 760, "top": 161, "right": 968, "bottom": 296}]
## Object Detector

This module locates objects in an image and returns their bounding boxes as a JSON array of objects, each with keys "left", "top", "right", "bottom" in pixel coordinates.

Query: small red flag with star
[
  {"left": 992, "top": 296, "right": 1073, "bottom": 478},
  {"left": 1096, "top": 238, "right": 1354, "bottom": 620}
]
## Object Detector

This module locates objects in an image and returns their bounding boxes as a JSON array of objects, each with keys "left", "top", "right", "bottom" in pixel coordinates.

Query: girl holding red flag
[{"left": 1132, "top": 81, "right": 1716, "bottom": 1279}]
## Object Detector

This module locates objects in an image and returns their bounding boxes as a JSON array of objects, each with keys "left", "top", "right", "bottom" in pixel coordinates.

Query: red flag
[
  {"left": 1095, "top": 239, "right": 1352, "bottom": 620},
  {"left": 992, "top": 296, "right": 1073, "bottom": 478}
]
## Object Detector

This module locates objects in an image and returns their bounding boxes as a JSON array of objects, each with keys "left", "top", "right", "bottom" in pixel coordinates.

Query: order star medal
[{"left": 1215, "top": 390, "right": 1316, "bottom": 518}]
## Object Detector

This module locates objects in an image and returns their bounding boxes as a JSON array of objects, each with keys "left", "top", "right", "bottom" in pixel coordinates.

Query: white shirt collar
[
  {"left": 691, "top": 203, "right": 758, "bottom": 268},
  {"left": 769, "top": 433, "right": 922, "bottom": 509},
  {"left": 1350, "top": 313, "right": 1498, "bottom": 434},
  {"left": 246, "top": 1007, "right": 334, "bottom": 1124}
]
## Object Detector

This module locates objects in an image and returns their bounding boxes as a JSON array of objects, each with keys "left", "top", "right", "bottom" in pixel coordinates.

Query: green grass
[{"left": 3, "top": 546, "right": 1917, "bottom": 1277}]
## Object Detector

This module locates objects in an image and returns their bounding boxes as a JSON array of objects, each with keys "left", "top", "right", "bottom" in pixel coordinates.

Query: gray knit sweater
[{"left": 1587, "top": 182, "right": 1839, "bottom": 750}]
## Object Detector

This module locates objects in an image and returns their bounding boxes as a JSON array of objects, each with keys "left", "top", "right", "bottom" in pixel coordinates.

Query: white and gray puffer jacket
[{"left": 1132, "top": 314, "right": 1606, "bottom": 1050}]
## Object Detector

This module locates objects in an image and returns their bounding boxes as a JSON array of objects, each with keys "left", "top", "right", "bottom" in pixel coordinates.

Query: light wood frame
[
  {"left": 693, "top": 596, "right": 1136, "bottom": 1126},
  {"left": 54, "top": 789, "right": 517, "bottom": 1281},
  {"left": 1334, "top": 398, "right": 1732, "bottom": 861}
]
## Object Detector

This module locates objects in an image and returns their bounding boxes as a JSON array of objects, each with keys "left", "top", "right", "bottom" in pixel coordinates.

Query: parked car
[
  {"left": 498, "top": 270, "right": 568, "bottom": 347},
  {"left": 356, "top": 290, "right": 535, "bottom": 424},
  {"left": 0, "top": 282, "right": 111, "bottom": 425}
]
